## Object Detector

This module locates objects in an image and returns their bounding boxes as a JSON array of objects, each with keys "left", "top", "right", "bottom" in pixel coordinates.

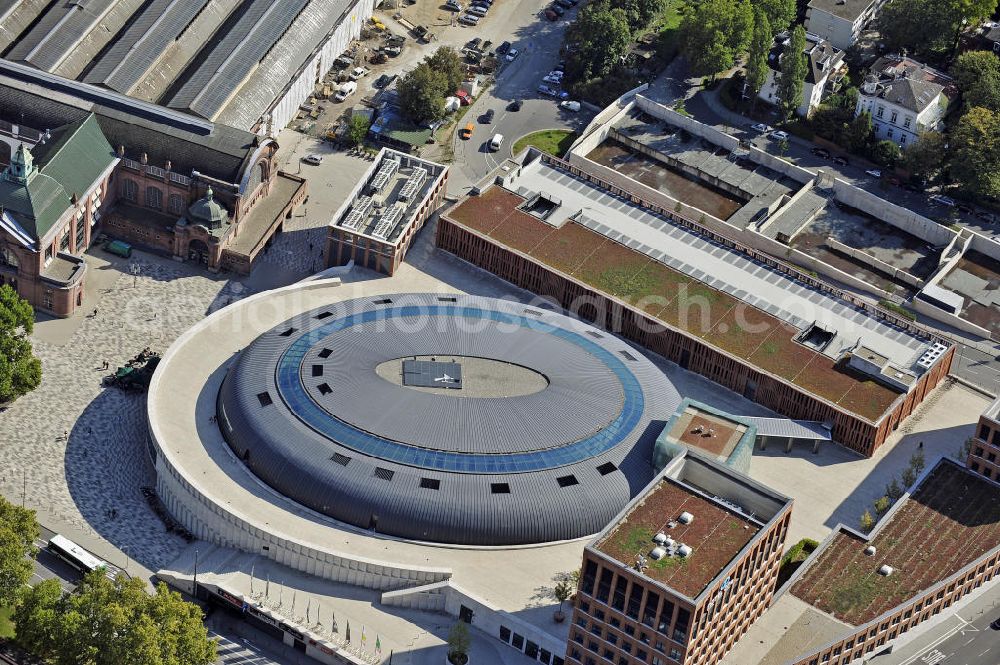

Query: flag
[
  {"left": 375, "top": 635, "right": 382, "bottom": 655},
  {"left": 332, "top": 610, "right": 338, "bottom": 634},
  {"left": 346, "top": 621, "right": 351, "bottom": 643},
  {"left": 362, "top": 625, "right": 367, "bottom": 647}
]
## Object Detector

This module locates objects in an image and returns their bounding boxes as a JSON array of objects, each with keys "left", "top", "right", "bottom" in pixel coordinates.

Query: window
[
  {"left": 980, "top": 424, "right": 990, "bottom": 441},
  {"left": 668, "top": 649, "right": 681, "bottom": 661},
  {"left": 890, "top": 111, "right": 898, "bottom": 124},
  {"left": 0, "top": 245, "right": 18, "bottom": 268},
  {"left": 904, "top": 116, "right": 912, "bottom": 128},
  {"left": 146, "top": 186, "right": 163, "bottom": 210},
  {"left": 168, "top": 194, "right": 186, "bottom": 215},
  {"left": 612, "top": 577, "right": 627, "bottom": 611},
  {"left": 581, "top": 561, "right": 598, "bottom": 596},
  {"left": 121, "top": 179, "right": 138, "bottom": 202},
  {"left": 626, "top": 584, "right": 643, "bottom": 619},
  {"left": 876, "top": 106, "right": 885, "bottom": 118},
  {"left": 596, "top": 570, "right": 613, "bottom": 603},
  {"left": 900, "top": 134, "right": 907, "bottom": 145},
  {"left": 887, "top": 128, "right": 894, "bottom": 139}
]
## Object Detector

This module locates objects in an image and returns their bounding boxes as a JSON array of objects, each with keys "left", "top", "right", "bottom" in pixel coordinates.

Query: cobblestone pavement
[{"left": 0, "top": 206, "right": 329, "bottom": 574}]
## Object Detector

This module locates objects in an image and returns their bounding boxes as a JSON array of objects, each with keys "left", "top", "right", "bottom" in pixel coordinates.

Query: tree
[
  {"left": 873, "top": 495, "right": 892, "bottom": 516},
  {"left": 565, "top": 4, "right": 632, "bottom": 83},
  {"left": 899, "top": 132, "right": 948, "bottom": 179},
  {"left": 909, "top": 449, "right": 926, "bottom": 476},
  {"left": 447, "top": 621, "right": 471, "bottom": 665},
  {"left": 951, "top": 106, "right": 1000, "bottom": 197},
  {"left": 679, "top": 0, "right": 753, "bottom": 76},
  {"left": 424, "top": 47, "right": 465, "bottom": 96},
  {"left": 553, "top": 580, "right": 574, "bottom": 616},
  {"left": 870, "top": 139, "right": 901, "bottom": 166},
  {"left": 347, "top": 114, "right": 370, "bottom": 147},
  {"left": 13, "top": 572, "right": 216, "bottom": 665},
  {"left": 952, "top": 51, "right": 1000, "bottom": 112},
  {"left": 397, "top": 63, "right": 448, "bottom": 123},
  {"left": 609, "top": 0, "right": 666, "bottom": 29},
  {"left": 755, "top": 0, "right": 796, "bottom": 32},
  {"left": 860, "top": 509, "right": 874, "bottom": 532},
  {"left": 745, "top": 8, "right": 772, "bottom": 110},
  {"left": 885, "top": 478, "right": 904, "bottom": 501},
  {"left": 0, "top": 495, "right": 38, "bottom": 609},
  {"left": 901, "top": 465, "right": 917, "bottom": 488},
  {"left": 877, "top": 0, "right": 956, "bottom": 57},
  {"left": 776, "top": 25, "right": 807, "bottom": 119},
  {"left": 846, "top": 111, "right": 873, "bottom": 153},
  {"left": 0, "top": 284, "right": 41, "bottom": 403}
]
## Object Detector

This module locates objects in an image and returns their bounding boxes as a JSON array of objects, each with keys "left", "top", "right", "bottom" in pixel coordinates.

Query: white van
[
  {"left": 459, "top": 13, "right": 479, "bottom": 25},
  {"left": 489, "top": 133, "right": 504, "bottom": 151},
  {"left": 467, "top": 5, "right": 488, "bottom": 16}
]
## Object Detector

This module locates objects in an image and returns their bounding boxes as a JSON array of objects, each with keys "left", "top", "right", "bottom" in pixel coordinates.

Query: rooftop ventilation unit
[
  {"left": 678, "top": 511, "right": 694, "bottom": 524},
  {"left": 398, "top": 167, "right": 428, "bottom": 202},
  {"left": 878, "top": 564, "right": 894, "bottom": 576},
  {"left": 372, "top": 204, "right": 405, "bottom": 240},
  {"left": 342, "top": 195, "right": 374, "bottom": 231},
  {"left": 368, "top": 159, "right": 400, "bottom": 195},
  {"left": 653, "top": 532, "right": 668, "bottom": 545},
  {"left": 864, "top": 545, "right": 877, "bottom": 556},
  {"left": 650, "top": 546, "right": 667, "bottom": 560},
  {"left": 678, "top": 544, "right": 693, "bottom": 557},
  {"left": 916, "top": 341, "right": 949, "bottom": 369}
]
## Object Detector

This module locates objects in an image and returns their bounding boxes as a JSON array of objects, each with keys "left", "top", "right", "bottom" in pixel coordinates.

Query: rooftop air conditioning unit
[
  {"left": 878, "top": 565, "right": 894, "bottom": 576},
  {"left": 679, "top": 511, "right": 694, "bottom": 524},
  {"left": 678, "top": 544, "right": 693, "bottom": 557},
  {"left": 653, "top": 532, "right": 667, "bottom": 545},
  {"left": 650, "top": 546, "right": 667, "bottom": 560},
  {"left": 864, "top": 546, "right": 877, "bottom": 556}
]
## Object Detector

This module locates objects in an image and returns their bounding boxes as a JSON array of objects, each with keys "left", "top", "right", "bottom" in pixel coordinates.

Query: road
[
  {"left": 867, "top": 586, "right": 1000, "bottom": 665},
  {"left": 449, "top": 0, "right": 595, "bottom": 190}
]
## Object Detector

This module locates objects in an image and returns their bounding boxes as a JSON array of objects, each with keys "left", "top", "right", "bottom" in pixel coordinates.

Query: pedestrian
[
  {"left": 93, "top": 307, "right": 98, "bottom": 317},
  {"left": 309, "top": 242, "right": 314, "bottom": 251},
  {"left": 918, "top": 440, "right": 923, "bottom": 449},
  {"left": 62, "top": 429, "right": 68, "bottom": 440}
]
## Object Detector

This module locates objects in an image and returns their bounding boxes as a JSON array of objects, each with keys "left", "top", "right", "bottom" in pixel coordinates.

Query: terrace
[
  {"left": 596, "top": 477, "right": 762, "bottom": 598},
  {"left": 445, "top": 162, "right": 927, "bottom": 422},
  {"left": 936, "top": 250, "right": 1000, "bottom": 337},
  {"left": 790, "top": 460, "right": 1000, "bottom": 625}
]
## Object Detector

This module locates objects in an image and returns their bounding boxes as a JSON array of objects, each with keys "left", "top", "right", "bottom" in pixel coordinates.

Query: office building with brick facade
[
  {"left": 967, "top": 396, "right": 1000, "bottom": 482},
  {"left": 436, "top": 151, "right": 953, "bottom": 456},
  {"left": 325, "top": 149, "right": 448, "bottom": 275},
  {"left": 783, "top": 458, "right": 1000, "bottom": 665},
  {"left": 567, "top": 451, "right": 792, "bottom": 665}
]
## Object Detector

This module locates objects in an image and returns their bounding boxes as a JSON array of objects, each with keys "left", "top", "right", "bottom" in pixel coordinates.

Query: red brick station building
[{"left": 0, "top": 72, "right": 306, "bottom": 317}]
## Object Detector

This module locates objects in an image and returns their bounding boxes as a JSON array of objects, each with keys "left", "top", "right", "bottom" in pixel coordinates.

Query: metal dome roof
[
  {"left": 187, "top": 186, "right": 228, "bottom": 229},
  {"left": 217, "top": 294, "right": 681, "bottom": 545}
]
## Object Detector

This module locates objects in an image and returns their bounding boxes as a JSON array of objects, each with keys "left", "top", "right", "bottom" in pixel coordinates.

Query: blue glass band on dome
[{"left": 275, "top": 305, "right": 645, "bottom": 474}]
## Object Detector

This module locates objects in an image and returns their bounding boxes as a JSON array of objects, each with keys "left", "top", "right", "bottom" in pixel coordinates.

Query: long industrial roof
[
  {"left": 4, "top": 0, "right": 118, "bottom": 72},
  {"left": 218, "top": 294, "right": 681, "bottom": 545}
]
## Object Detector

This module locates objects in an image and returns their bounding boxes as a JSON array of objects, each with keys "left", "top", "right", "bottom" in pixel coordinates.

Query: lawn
[
  {"left": 0, "top": 604, "right": 14, "bottom": 639},
  {"left": 512, "top": 130, "right": 576, "bottom": 158}
]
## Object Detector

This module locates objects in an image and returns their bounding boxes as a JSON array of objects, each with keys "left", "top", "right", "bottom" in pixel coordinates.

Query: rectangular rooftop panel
[{"left": 5, "top": 0, "right": 118, "bottom": 72}]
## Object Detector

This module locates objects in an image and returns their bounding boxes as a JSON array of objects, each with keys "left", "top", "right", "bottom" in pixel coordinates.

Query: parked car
[
  {"left": 544, "top": 8, "right": 558, "bottom": 19},
  {"left": 550, "top": 3, "right": 565, "bottom": 15},
  {"left": 505, "top": 48, "right": 519, "bottom": 61},
  {"left": 373, "top": 74, "right": 391, "bottom": 89},
  {"left": 509, "top": 99, "right": 522, "bottom": 111},
  {"left": 770, "top": 130, "right": 789, "bottom": 141},
  {"left": 496, "top": 40, "right": 511, "bottom": 55},
  {"left": 445, "top": 0, "right": 463, "bottom": 10},
  {"left": 559, "top": 100, "right": 581, "bottom": 112},
  {"left": 543, "top": 73, "right": 563, "bottom": 84},
  {"left": 975, "top": 210, "right": 996, "bottom": 223},
  {"left": 547, "top": 70, "right": 563, "bottom": 80},
  {"left": 928, "top": 194, "right": 956, "bottom": 207},
  {"left": 489, "top": 133, "right": 504, "bottom": 151},
  {"left": 467, "top": 5, "right": 488, "bottom": 16},
  {"left": 461, "top": 123, "right": 474, "bottom": 140},
  {"left": 751, "top": 123, "right": 769, "bottom": 132},
  {"left": 382, "top": 45, "right": 402, "bottom": 56},
  {"left": 991, "top": 616, "right": 1000, "bottom": 630},
  {"left": 810, "top": 147, "right": 830, "bottom": 158},
  {"left": 466, "top": 37, "right": 482, "bottom": 50},
  {"left": 865, "top": 169, "right": 881, "bottom": 178},
  {"left": 482, "top": 109, "right": 495, "bottom": 123},
  {"left": 555, "top": 0, "right": 573, "bottom": 7},
  {"left": 386, "top": 34, "right": 406, "bottom": 46},
  {"left": 302, "top": 154, "right": 323, "bottom": 165},
  {"left": 957, "top": 203, "right": 974, "bottom": 214},
  {"left": 554, "top": 61, "right": 566, "bottom": 72},
  {"left": 832, "top": 155, "right": 849, "bottom": 166},
  {"left": 349, "top": 67, "right": 367, "bottom": 80},
  {"left": 459, "top": 14, "right": 479, "bottom": 24},
  {"left": 538, "top": 84, "right": 559, "bottom": 96}
]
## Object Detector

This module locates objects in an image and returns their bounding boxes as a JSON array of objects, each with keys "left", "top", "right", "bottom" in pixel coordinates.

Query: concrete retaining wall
[
  {"left": 969, "top": 229, "right": 1000, "bottom": 261},
  {"left": 829, "top": 179, "right": 955, "bottom": 246},
  {"left": 825, "top": 238, "right": 925, "bottom": 289},
  {"left": 570, "top": 84, "right": 647, "bottom": 156}
]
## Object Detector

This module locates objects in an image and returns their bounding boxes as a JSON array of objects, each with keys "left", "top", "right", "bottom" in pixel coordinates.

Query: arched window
[
  {"left": 121, "top": 179, "right": 138, "bottom": 202},
  {"left": 245, "top": 161, "right": 266, "bottom": 195},
  {"left": 146, "top": 186, "right": 163, "bottom": 210},
  {"left": 168, "top": 193, "right": 185, "bottom": 215},
  {"left": 0, "top": 245, "right": 18, "bottom": 268}
]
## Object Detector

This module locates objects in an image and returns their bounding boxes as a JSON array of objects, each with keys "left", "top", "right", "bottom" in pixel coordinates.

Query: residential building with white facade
[
  {"left": 758, "top": 32, "right": 846, "bottom": 117},
  {"left": 804, "top": 0, "right": 886, "bottom": 50},
  {"left": 855, "top": 55, "right": 956, "bottom": 148}
]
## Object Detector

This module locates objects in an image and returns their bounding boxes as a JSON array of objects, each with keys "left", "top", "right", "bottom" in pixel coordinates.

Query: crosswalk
[{"left": 211, "top": 632, "right": 286, "bottom": 665}]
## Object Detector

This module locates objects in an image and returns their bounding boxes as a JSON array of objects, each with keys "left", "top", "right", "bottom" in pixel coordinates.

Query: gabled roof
[
  {"left": 0, "top": 171, "right": 66, "bottom": 242},
  {"left": 807, "top": 0, "right": 874, "bottom": 22},
  {"left": 862, "top": 55, "right": 957, "bottom": 113},
  {"left": 767, "top": 33, "right": 844, "bottom": 86}
]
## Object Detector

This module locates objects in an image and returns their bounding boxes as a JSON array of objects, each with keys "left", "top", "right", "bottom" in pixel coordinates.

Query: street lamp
[{"left": 129, "top": 262, "right": 141, "bottom": 288}]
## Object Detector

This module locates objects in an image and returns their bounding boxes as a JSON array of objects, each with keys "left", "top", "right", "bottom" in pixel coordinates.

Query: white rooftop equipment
[
  {"left": 650, "top": 546, "right": 667, "bottom": 560},
  {"left": 878, "top": 565, "right": 894, "bottom": 576},
  {"left": 678, "top": 511, "right": 694, "bottom": 524},
  {"left": 678, "top": 544, "right": 693, "bottom": 557}
]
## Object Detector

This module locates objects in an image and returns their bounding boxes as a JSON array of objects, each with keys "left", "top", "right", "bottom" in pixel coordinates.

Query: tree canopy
[
  {"left": 397, "top": 63, "right": 448, "bottom": 124},
  {"left": 776, "top": 25, "right": 807, "bottom": 119},
  {"left": 745, "top": 8, "right": 772, "bottom": 105},
  {"left": 424, "top": 47, "right": 465, "bottom": 96},
  {"left": 0, "top": 495, "right": 38, "bottom": 609},
  {"left": 607, "top": 0, "right": 667, "bottom": 30},
  {"left": 680, "top": 0, "right": 754, "bottom": 76},
  {"left": 347, "top": 114, "right": 371, "bottom": 147},
  {"left": 952, "top": 51, "right": 1000, "bottom": 113},
  {"left": 14, "top": 573, "right": 217, "bottom": 665},
  {"left": 950, "top": 106, "right": 1000, "bottom": 198},
  {"left": 564, "top": 4, "right": 632, "bottom": 83},
  {"left": 0, "top": 284, "right": 41, "bottom": 404},
  {"left": 899, "top": 132, "right": 948, "bottom": 179},
  {"left": 754, "top": 0, "right": 795, "bottom": 33}
]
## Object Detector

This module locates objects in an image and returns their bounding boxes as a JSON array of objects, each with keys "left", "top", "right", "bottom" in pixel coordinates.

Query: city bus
[{"left": 46, "top": 534, "right": 118, "bottom": 580}]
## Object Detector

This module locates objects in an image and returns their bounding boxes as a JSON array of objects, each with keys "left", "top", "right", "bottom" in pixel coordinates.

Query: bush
[{"left": 878, "top": 300, "right": 917, "bottom": 321}]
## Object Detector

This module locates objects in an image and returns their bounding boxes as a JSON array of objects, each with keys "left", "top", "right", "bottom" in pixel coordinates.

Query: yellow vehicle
[
  {"left": 370, "top": 16, "right": 385, "bottom": 30},
  {"left": 461, "top": 122, "right": 474, "bottom": 140}
]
